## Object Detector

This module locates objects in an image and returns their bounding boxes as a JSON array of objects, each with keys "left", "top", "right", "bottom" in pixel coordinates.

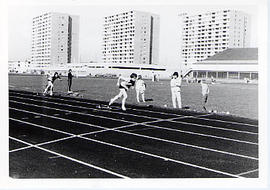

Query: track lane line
[
  {"left": 9, "top": 136, "right": 129, "bottom": 179},
  {"left": 80, "top": 129, "right": 258, "bottom": 160},
  {"left": 10, "top": 117, "right": 74, "bottom": 136},
  {"left": 9, "top": 113, "right": 258, "bottom": 161},
  {"left": 10, "top": 119, "right": 244, "bottom": 178},
  {"left": 78, "top": 136, "right": 243, "bottom": 178},
  {"left": 9, "top": 101, "right": 257, "bottom": 145},
  {"left": 10, "top": 95, "right": 256, "bottom": 135},
  {"left": 9, "top": 99, "right": 200, "bottom": 131},
  {"left": 144, "top": 124, "right": 257, "bottom": 145},
  {"left": 237, "top": 169, "right": 259, "bottom": 176},
  {"left": 9, "top": 107, "right": 116, "bottom": 130},
  {"left": 9, "top": 136, "right": 76, "bottom": 153},
  {"left": 9, "top": 99, "right": 141, "bottom": 124},
  {"left": 9, "top": 92, "right": 169, "bottom": 120},
  {"left": 10, "top": 91, "right": 213, "bottom": 120},
  {"left": 169, "top": 120, "right": 257, "bottom": 135},
  {"left": 198, "top": 116, "right": 258, "bottom": 127},
  {"left": 10, "top": 90, "right": 258, "bottom": 127}
]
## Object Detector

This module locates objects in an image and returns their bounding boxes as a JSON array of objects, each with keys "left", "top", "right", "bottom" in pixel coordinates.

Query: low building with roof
[{"left": 189, "top": 48, "right": 258, "bottom": 82}]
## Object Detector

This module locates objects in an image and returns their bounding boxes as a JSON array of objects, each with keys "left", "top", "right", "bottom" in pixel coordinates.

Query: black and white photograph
[{"left": 1, "top": 0, "right": 268, "bottom": 188}]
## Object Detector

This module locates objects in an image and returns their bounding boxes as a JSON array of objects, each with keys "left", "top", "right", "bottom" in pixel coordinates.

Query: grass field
[{"left": 9, "top": 74, "right": 258, "bottom": 119}]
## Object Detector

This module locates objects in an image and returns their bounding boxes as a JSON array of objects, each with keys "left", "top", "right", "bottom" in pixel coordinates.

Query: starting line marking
[
  {"left": 9, "top": 136, "right": 76, "bottom": 153},
  {"left": 9, "top": 117, "right": 255, "bottom": 178},
  {"left": 11, "top": 118, "right": 241, "bottom": 178},
  {"left": 9, "top": 98, "right": 140, "bottom": 124},
  {"left": 10, "top": 91, "right": 258, "bottom": 127},
  {"left": 9, "top": 99, "right": 258, "bottom": 144},
  {"left": 9, "top": 107, "right": 258, "bottom": 160},
  {"left": 9, "top": 136, "right": 129, "bottom": 179},
  {"left": 9, "top": 101, "right": 258, "bottom": 145},
  {"left": 10, "top": 93, "right": 160, "bottom": 120}
]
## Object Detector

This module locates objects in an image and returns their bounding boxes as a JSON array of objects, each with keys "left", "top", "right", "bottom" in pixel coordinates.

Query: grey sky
[{"left": 8, "top": 4, "right": 258, "bottom": 68}]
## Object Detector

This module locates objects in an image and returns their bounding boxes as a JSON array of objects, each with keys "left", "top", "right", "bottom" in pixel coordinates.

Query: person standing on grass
[
  {"left": 135, "top": 75, "right": 146, "bottom": 103},
  {"left": 108, "top": 73, "right": 137, "bottom": 111},
  {"left": 170, "top": 72, "right": 182, "bottom": 109},
  {"left": 43, "top": 72, "right": 61, "bottom": 96},
  {"left": 67, "top": 69, "right": 73, "bottom": 93},
  {"left": 198, "top": 79, "right": 209, "bottom": 111}
]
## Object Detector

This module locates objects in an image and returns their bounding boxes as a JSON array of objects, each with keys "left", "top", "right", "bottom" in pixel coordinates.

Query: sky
[{"left": 8, "top": 1, "right": 258, "bottom": 68}]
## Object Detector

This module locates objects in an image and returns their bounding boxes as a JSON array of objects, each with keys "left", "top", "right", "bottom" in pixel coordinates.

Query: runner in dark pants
[{"left": 68, "top": 69, "right": 73, "bottom": 93}]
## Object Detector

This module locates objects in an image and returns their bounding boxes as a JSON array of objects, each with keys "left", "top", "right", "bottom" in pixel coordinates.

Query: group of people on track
[{"left": 43, "top": 70, "right": 209, "bottom": 111}]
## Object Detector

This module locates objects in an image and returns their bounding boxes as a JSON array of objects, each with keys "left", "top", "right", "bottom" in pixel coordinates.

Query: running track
[{"left": 9, "top": 90, "right": 258, "bottom": 178}]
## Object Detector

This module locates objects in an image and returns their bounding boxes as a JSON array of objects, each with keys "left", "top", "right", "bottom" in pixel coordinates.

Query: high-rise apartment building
[
  {"left": 31, "top": 12, "right": 79, "bottom": 68},
  {"left": 102, "top": 11, "right": 160, "bottom": 65},
  {"left": 181, "top": 10, "right": 250, "bottom": 68}
]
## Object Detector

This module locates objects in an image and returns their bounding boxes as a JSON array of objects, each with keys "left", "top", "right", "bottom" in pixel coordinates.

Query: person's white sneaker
[{"left": 121, "top": 106, "right": 126, "bottom": 111}]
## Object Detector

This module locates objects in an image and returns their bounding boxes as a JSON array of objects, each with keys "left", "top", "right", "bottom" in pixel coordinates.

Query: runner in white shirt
[
  {"left": 135, "top": 75, "right": 146, "bottom": 103},
  {"left": 43, "top": 72, "right": 61, "bottom": 96},
  {"left": 170, "top": 72, "right": 182, "bottom": 108},
  {"left": 198, "top": 80, "right": 209, "bottom": 111},
  {"left": 108, "top": 73, "right": 137, "bottom": 111}
]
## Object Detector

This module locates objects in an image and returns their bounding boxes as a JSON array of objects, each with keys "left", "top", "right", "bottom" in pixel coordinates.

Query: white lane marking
[
  {"left": 9, "top": 116, "right": 166, "bottom": 153},
  {"left": 9, "top": 145, "right": 33, "bottom": 153},
  {"left": 79, "top": 135, "right": 244, "bottom": 178},
  {"left": 9, "top": 99, "right": 138, "bottom": 124},
  {"left": 9, "top": 93, "right": 161, "bottom": 120},
  {"left": 11, "top": 117, "right": 246, "bottom": 178},
  {"left": 9, "top": 136, "right": 76, "bottom": 153},
  {"left": 10, "top": 91, "right": 258, "bottom": 127},
  {"left": 9, "top": 136, "right": 129, "bottom": 179},
  {"left": 199, "top": 116, "right": 258, "bottom": 127},
  {"left": 34, "top": 116, "right": 41, "bottom": 118},
  {"left": 145, "top": 124, "right": 258, "bottom": 145},
  {"left": 10, "top": 117, "right": 73, "bottom": 136},
  {"left": 9, "top": 114, "right": 258, "bottom": 162},
  {"left": 49, "top": 155, "right": 61, "bottom": 159},
  {"left": 11, "top": 92, "right": 211, "bottom": 120},
  {"left": 112, "top": 126, "right": 258, "bottom": 161},
  {"left": 169, "top": 120, "right": 258, "bottom": 135},
  {"left": 10, "top": 105, "right": 186, "bottom": 138},
  {"left": 237, "top": 169, "right": 259, "bottom": 176},
  {"left": 13, "top": 117, "right": 243, "bottom": 178},
  {"left": 13, "top": 93, "right": 203, "bottom": 122},
  {"left": 10, "top": 99, "right": 257, "bottom": 143},
  {"left": 9, "top": 107, "right": 115, "bottom": 130},
  {"left": 77, "top": 115, "right": 187, "bottom": 136},
  {"left": 9, "top": 136, "right": 33, "bottom": 146}
]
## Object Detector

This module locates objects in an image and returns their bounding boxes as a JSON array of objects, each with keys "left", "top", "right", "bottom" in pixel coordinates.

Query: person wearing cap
[{"left": 170, "top": 72, "right": 182, "bottom": 108}]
